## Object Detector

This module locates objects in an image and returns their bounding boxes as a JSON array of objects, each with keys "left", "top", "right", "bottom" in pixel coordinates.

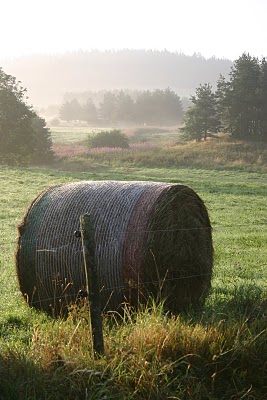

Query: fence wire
[
  {"left": 1, "top": 221, "right": 267, "bottom": 247},
  {"left": 1, "top": 221, "right": 266, "bottom": 308}
]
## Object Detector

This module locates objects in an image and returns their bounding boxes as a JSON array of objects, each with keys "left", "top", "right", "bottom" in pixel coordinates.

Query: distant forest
[
  {"left": 1, "top": 50, "right": 232, "bottom": 107},
  {"left": 59, "top": 88, "right": 183, "bottom": 126}
]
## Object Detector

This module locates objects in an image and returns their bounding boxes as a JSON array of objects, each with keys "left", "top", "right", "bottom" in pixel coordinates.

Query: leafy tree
[
  {"left": 0, "top": 67, "right": 53, "bottom": 164},
  {"left": 88, "top": 129, "right": 129, "bottom": 148},
  {"left": 31, "top": 114, "right": 54, "bottom": 163},
  {"left": 180, "top": 83, "right": 220, "bottom": 141},
  {"left": 0, "top": 69, "right": 33, "bottom": 163}
]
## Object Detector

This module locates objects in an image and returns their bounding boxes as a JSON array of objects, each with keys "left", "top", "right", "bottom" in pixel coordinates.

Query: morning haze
[{"left": 1, "top": 50, "right": 232, "bottom": 107}]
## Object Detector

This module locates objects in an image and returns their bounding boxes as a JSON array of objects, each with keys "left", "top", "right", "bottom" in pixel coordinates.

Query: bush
[{"left": 88, "top": 129, "right": 129, "bottom": 148}]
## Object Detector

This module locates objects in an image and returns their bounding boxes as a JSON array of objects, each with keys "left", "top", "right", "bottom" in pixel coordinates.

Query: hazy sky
[{"left": 1, "top": 0, "right": 267, "bottom": 61}]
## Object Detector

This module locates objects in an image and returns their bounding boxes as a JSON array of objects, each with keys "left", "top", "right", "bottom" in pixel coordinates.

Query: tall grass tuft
[{"left": 1, "top": 300, "right": 266, "bottom": 399}]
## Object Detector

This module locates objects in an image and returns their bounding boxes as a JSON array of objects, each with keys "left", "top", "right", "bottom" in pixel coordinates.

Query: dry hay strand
[{"left": 16, "top": 181, "right": 213, "bottom": 316}]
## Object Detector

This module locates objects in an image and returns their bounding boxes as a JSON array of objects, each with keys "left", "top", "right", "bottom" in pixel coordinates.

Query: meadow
[{"left": 0, "top": 126, "right": 267, "bottom": 399}]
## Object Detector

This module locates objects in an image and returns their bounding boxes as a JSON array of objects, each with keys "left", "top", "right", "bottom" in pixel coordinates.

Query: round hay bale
[{"left": 16, "top": 181, "right": 213, "bottom": 314}]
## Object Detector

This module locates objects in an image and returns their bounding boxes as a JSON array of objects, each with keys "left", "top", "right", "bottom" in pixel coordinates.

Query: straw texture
[{"left": 16, "top": 181, "right": 213, "bottom": 314}]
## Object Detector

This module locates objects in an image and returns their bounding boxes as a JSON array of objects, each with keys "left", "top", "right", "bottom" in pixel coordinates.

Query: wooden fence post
[{"left": 80, "top": 213, "right": 104, "bottom": 357}]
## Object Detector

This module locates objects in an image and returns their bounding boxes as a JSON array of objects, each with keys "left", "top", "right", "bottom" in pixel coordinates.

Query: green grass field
[{"left": 0, "top": 128, "right": 267, "bottom": 399}]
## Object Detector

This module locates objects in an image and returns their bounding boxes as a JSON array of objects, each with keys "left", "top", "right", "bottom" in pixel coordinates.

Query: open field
[
  {"left": 50, "top": 126, "right": 108, "bottom": 144},
  {"left": 0, "top": 129, "right": 267, "bottom": 399},
  {"left": 50, "top": 126, "right": 267, "bottom": 173},
  {"left": 50, "top": 125, "right": 180, "bottom": 146}
]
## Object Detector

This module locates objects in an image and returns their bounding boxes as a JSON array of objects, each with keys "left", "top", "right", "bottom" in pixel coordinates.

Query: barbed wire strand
[
  {"left": 3, "top": 260, "right": 266, "bottom": 307},
  {"left": 1, "top": 221, "right": 267, "bottom": 248},
  {"left": 1, "top": 221, "right": 266, "bottom": 307},
  {"left": 4, "top": 260, "right": 267, "bottom": 302}
]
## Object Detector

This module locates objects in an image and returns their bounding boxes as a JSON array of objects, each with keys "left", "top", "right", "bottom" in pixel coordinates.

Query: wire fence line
[
  {"left": 1, "top": 242, "right": 266, "bottom": 309},
  {"left": 4, "top": 260, "right": 267, "bottom": 281},
  {"left": 1, "top": 223, "right": 266, "bottom": 282},
  {"left": 12, "top": 262, "right": 267, "bottom": 309},
  {"left": 8, "top": 263, "right": 267, "bottom": 305},
  {"left": 1, "top": 221, "right": 267, "bottom": 248}
]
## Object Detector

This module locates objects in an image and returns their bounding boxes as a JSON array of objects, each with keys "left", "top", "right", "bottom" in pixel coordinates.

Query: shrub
[{"left": 88, "top": 129, "right": 129, "bottom": 148}]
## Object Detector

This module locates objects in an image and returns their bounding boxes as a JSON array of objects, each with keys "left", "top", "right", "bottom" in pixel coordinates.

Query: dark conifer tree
[
  {"left": 82, "top": 98, "right": 98, "bottom": 124},
  {"left": 180, "top": 83, "right": 220, "bottom": 141},
  {"left": 116, "top": 91, "right": 135, "bottom": 122},
  {"left": 59, "top": 99, "right": 83, "bottom": 121},
  {"left": 228, "top": 53, "right": 261, "bottom": 139},
  {"left": 99, "top": 92, "right": 117, "bottom": 123},
  {"left": 215, "top": 74, "right": 232, "bottom": 132},
  {"left": 259, "top": 58, "right": 267, "bottom": 141}
]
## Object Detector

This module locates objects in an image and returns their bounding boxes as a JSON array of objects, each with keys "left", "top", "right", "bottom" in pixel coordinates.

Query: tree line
[
  {"left": 59, "top": 88, "right": 183, "bottom": 125},
  {"left": 181, "top": 53, "right": 267, "bottom": 141}
]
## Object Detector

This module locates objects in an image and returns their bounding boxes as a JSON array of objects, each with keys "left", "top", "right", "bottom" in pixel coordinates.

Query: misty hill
[{"left": 1, "top": 50, "right": 233, "bottom": 107}]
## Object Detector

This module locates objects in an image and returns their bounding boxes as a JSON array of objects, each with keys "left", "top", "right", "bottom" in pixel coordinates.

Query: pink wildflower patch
[{"left": 52, "top": 142, "right": 157, "bottom": 159}]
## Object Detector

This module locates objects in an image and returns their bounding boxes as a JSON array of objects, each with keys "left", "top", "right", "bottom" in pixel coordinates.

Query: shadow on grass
[{"left": 0, "top": 351, "right": 112, "bottom": 400}]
